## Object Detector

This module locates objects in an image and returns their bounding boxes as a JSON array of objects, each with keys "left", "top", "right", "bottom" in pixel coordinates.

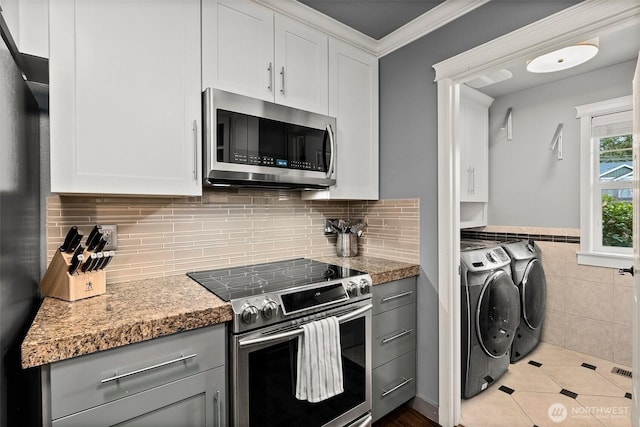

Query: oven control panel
[{"left": 230, "top": 275, "right": 372, "bottom": 333}]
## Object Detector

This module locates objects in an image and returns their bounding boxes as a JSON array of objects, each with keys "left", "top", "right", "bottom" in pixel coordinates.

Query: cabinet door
[
  {"left": 302, "top": 39, "right": 378, "bottom": 200},
  {"left": 50, "top": 0, "right": 202, "bottom": 196},
  {"left": 202, "top": 0, "right": 274, "bottom": 102},
  {"left": 274, "top": 14, "right": 328, "bottom": 115},
  {"left": 459, "top": 85, "right": 493, "bottom": 203},
  {"left": 52, "top": 367, "right": 225, "bottom": 427}
]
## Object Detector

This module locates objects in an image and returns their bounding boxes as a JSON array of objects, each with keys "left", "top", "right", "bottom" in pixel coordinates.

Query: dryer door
[
  {"left": 521, "top": 259, "right": 547, "bottom": 329},
  {"left": 476, "top": 270, "right": 520, "bottom": 358}
]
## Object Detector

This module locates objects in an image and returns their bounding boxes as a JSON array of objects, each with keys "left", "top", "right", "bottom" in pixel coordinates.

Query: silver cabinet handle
[
  {"left": 326, "top": 124, "right": 335, "bottom": 178},
  {"left": 381, "top": 328, "right": 414, "bottom": 344},
  {"left": 214, "top": 390, "right": 221, "bottom": 427},
  {"left": 381, "top": 377, "right": 413, "bottom": 398},
  {"left": 280, "top": 66, "right": 285, "bottom": 95},
  {"left": 470, "top": 166, "right": 475, "bottom": 194},
  {"left": 267, "top": 62, "right": 273, "bottom": 92},
  {"left": 100, "top": 353, "right": 197, "bottom": 384},
  {"left": 192, "top": 120, "right": 198, "bottom": 181},
  {"left": 381, "top": 290, "right": 413, "bottom": 303},
  {"left": 239, "top": 304, "right": 372, "bottom": 347}
]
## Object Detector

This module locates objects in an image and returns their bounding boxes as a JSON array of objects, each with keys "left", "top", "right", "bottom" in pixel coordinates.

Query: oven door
[{"left": 231, "top": 301, "right": 372, "bottom": 427}]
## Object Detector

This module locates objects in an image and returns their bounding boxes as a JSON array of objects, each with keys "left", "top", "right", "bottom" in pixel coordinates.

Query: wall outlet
[{"left": 101, "top": 224, "right": 118, "bottom": 251}]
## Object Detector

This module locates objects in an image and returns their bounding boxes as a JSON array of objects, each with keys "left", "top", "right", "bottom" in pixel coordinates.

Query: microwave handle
[
  {"left": 326, "top": 124, "right": 335, "bottom": 178},
  {"left": 238, "top": 303, "right": 372, "bottom": 348}
]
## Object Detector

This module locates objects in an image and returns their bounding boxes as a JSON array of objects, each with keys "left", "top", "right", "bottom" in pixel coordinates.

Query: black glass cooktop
[{"left": 187, "top": 258, "right": 366, "bottom": 302}]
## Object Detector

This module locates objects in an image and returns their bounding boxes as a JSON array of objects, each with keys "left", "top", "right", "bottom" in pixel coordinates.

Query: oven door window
[{"left": 248, "top": 317, "right": 366, "bottom": 426}]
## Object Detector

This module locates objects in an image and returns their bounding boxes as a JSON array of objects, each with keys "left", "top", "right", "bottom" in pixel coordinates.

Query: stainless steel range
[{"left": 188, "top": 258, "right": 373, "bottom": 427}]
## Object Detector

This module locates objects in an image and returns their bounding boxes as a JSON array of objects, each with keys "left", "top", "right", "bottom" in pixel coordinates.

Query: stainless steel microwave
[{"left": 202, "top": 88, "right": 336, "bottom": 189}]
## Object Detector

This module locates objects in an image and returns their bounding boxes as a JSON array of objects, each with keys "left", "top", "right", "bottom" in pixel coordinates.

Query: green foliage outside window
[{"left": 602, "top": 193, "right": 633, "bottom": 248}]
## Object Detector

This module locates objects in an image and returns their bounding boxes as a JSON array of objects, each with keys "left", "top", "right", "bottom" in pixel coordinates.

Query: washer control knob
[
  {"left": 359, "top": 278, "right": 371, "bottom": 294},
  {"left": 261, "top": 299, "right": 278, "bottom": 320},
  {"left": 346, "top": 281, "right": 359, "bottom": 297},
  {"left": 486, "top": 252, "right": 497, "bottom": 263},
  {"left": 240, "top": 304, "right": 259, "bottom": 325}
]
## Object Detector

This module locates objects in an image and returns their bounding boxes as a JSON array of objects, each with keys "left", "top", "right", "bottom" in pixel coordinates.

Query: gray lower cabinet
[
  {"left": 371, "top": 277, "right": 417, "bottom": 421},
  {"left": 44, "top": 325, "right": 226, "bottom": 427}
]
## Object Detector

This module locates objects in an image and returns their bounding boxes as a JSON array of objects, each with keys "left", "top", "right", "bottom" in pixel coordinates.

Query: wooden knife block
[{"left": 40, "top": 250, "right": 106, "bottom": 301}]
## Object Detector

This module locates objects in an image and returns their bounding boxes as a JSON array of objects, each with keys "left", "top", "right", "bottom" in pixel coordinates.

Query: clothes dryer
[
  {"left": 460, "top": 244, "right": 520, "bottom": 399},
  {"left": 501, "top": 240, "right": 547, "bottom": 362}
]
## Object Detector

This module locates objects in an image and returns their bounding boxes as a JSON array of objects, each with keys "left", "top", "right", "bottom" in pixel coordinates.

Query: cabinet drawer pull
[
  {"left": 381, "top": 377, "right": 413, "bottom": 398},
  {"left": 267, "top": 62, "right": 273, "bottom": 91},
  {"left": 381, "top": 328, "right": 414, "bottom": 344},
  {"left": 381, "top": 290, "right": 413, "bottom": 303},
  {"left": 100, "top": 353, "right": 197, "bottom": 384}
]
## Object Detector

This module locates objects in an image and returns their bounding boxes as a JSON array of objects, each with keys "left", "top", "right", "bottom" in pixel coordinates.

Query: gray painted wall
[
  {"left": 378, "top": 0, "right": 579, "bottom": 406},
  {"left": 487, "top": 60, "right": 635, "bottom": 228}
]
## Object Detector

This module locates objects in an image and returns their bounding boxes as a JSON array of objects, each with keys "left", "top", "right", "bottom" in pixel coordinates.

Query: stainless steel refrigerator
[{"left": 0, "top": 25, "right": 42, "bottom": 427}]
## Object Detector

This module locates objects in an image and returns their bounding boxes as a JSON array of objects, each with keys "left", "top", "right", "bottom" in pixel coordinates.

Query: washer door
[
  {"left": 521, "top": 259, "right": 547, "bottom": 329},
  {"left": 476, "top": 270, "right": 520, "bottom": 358}
]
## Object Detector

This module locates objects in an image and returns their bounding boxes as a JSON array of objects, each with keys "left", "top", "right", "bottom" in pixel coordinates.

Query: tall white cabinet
[
  {"left": 459, "top": 85, "right": 494, "bottom": 227},
  {"left": 303, "top": 39, "right": 379, "bottom": 200},
  {"left": 202, "top": 0, "right": 329, "bottom": 115},
  {"left": 49, "top": 0, "right": 202, "bottom": 196}
]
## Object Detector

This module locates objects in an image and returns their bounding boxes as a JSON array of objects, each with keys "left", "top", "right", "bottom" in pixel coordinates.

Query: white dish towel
[{"left": 295, "top": 316, "right": 344, "bottom": 403}]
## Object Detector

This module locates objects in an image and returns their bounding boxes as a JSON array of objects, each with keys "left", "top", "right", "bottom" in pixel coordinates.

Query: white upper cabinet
[
  {"left": 459, "top": 85, "right": 493, "bottom": 203},
  {"left": 50, "top": 0, "right": 202, "bottom": 196},
  {"left": 202, "top": 0, "right": 274, "bottom": 102},
  {"left": 203, "top": 0, "right": 328, "bottom": 115},
  {"left": 302, "top": 38, "right": 379, "bottom": 200},
  {"left": 459, "top": 85, "right": 493, "bottom": 227}
]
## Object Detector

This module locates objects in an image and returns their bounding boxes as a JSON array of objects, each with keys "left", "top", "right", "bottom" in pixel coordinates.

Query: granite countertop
[
  {"left": 22, "top": 255, "right": 419, "bottom": 369},
  {"left": 21, "top": 275, "right": 232, "bottom": 369},
  {"left": 314, "top": 255, "right": 420, "bottom": 285}
]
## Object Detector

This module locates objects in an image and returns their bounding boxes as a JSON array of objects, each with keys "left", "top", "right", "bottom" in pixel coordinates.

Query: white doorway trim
[{"left": 433, "top": 1, "right": 640, "bottom": 426}]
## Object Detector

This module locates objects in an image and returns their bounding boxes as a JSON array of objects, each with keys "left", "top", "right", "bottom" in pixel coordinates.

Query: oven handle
[
  {"left": 350, "top": 414, "right": 373, "bottom": 427},
  {"left": 238, "top": 303, "right": 372, "bottom": 348}
]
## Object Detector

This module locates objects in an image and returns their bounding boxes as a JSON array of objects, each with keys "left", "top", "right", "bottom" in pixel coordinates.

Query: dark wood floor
[{"left": 372, "top": 405, "right": 441, "bottom": 427}]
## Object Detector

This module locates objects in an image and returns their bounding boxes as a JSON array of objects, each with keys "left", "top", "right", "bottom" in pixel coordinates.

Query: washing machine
[
  {"left": 460, "top": 243, "right": 520, "bottom": 399},
  {"left": 501, "top": 240, "right": 547, "bottom": 363}
]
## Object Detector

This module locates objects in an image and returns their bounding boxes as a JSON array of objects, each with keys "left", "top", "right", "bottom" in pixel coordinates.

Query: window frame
[{"left": 576, "top": 95, "right": 633, "bottom": 268}]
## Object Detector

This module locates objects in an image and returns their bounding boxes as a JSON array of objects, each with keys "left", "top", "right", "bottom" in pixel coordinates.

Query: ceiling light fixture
[{"left": 526, "top": 38, "right": 599, "bottom": 73}]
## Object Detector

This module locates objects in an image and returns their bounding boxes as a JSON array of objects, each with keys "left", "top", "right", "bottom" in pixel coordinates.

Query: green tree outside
[{"left": 599, "top": 134, "right": 633, "bottom": 248}]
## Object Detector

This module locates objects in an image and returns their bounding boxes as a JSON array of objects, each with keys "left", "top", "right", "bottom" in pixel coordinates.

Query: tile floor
[{"left": 461, "top": 342, "right": 633, "bottom": 427}]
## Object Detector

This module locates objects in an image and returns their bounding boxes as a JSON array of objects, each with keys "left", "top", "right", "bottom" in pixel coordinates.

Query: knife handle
[
  {"left": 86, "top": 225, "right": 102, "bottom": 249},
  {"left": 60, "top": 226, "right": 78, "bottom": 252},
  {"left": 89, "top": 252, "right": 104, "bottom": 272},
  {"left": 94, "top": 236, "right": 108, "bottom": 253},
  {"left": 101, "top": 251, "right": 116, "bottom": 270},
  {"left": 67, "top": 232, "right": 84, "bottom": 253},
  {"left": 81, "top": 253, "right": 98, "bottom": 273},
  {"left": 68, "top": 254, "right": 84, "bottom": 275}
]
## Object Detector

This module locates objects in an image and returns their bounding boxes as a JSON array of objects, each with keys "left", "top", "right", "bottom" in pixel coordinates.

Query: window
[{"left": 576, "top": 96, "right": 633, "bottom": 268}]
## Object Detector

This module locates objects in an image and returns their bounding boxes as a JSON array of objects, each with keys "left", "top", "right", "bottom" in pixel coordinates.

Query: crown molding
[
  {"left": 255, "top": 0, "right": 379, "bottom": 55},
  {"left": 255, "top": 0, "right": 490, "bottom": 58},
  {"left": 433, "top": 0, "right": 640, "bottom": 83},
  {"left": 376, "top": 0, "right": 490, "bottom": 57}
]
